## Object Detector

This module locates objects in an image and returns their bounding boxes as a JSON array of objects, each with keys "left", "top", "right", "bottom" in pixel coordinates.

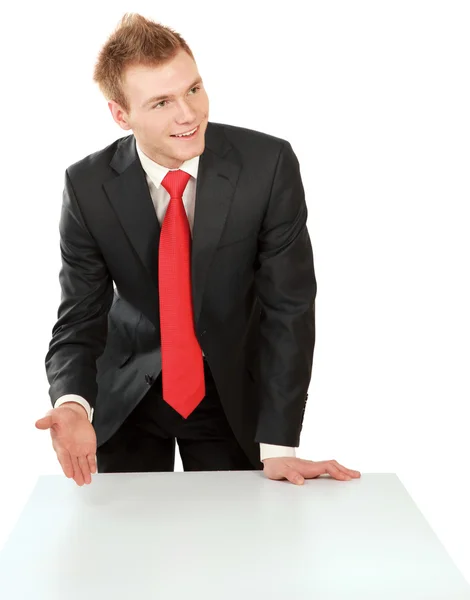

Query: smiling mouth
[{"left": 170, "top": 125, "right": 200, "bottom": 139}]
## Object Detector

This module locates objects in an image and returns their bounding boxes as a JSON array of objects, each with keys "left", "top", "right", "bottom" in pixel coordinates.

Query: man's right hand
[{"left": 35, "top": 403, "right": 97, "bottom": 486}]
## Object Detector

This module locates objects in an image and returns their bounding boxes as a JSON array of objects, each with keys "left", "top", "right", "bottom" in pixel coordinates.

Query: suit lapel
[
  {"left": 104, "top": 123, "right": 241, "bottom": 327},
  {"left": 191, "top": 139, "right": 241, "bottom": 325},
  {"left": 104, "top": 146, "right": 161, "bottom": 288}
]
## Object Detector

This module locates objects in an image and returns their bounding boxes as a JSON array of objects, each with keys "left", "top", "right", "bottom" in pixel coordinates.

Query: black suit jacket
[{"left": 45, "top": 121, "right": 316, "bottom": 468}]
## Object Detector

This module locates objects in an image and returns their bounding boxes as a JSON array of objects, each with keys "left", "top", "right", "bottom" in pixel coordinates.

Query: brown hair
[{"left": 92, "top": 13, "right": 195, "bottom": 113}]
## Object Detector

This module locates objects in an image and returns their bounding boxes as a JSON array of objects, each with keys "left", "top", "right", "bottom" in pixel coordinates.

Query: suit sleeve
[
  {"left": 253, "top": 140, "right": 316, "bottom": 447},
  {"left": 45, "top": 170, "right": 113, "bottom": 410}
]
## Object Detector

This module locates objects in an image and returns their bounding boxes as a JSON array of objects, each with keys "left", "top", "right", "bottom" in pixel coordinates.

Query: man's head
[{"left": 93, "top": 13, "right": 209, "bottom": 169}]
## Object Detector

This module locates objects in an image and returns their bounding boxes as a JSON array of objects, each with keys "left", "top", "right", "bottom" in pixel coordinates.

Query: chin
[
  {"left": 184, "top": 150, "right": 204, "bottom": 162},
  {"left": 183, "top": 142, "right": 205, "bottom": 159}
]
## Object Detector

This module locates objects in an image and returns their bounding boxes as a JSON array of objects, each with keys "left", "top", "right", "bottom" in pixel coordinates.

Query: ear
[{"left": 108, "top": 100, "right": 132, "bottom": 131}]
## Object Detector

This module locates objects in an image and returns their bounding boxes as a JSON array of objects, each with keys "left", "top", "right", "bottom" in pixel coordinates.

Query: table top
[{"left": 1, "top": 471, "right": 469, "bottom": 599}]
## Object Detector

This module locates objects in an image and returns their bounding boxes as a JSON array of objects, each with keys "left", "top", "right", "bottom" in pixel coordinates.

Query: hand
[
  {"left": 262, "top": 456, "right": 361, "bottom": 485},
  {"left": 35, "top": 403, "right": 97, "bottom": 486}
]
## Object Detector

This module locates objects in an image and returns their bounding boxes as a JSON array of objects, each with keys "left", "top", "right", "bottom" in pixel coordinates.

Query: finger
[
  {"left": 35, "top": 416, "right": 53, "bottom": 430},
  {"left": 87, "top": 454, "right": 97, "bottom": 475},
  {"left": 332, "top": 460, "right": 361, "bottom": 477},
  {"left": 56, "top": 449, "right": 74, "bottom": 479},
  {"left": 78, "top": 455, "right": 92, "bottom": 485},
  {"left": 327, "top": 463, "right": 351, "bottom": 480},
  {"left": 284, "top": 469, "right": 304, "bottom": 485},
  {"left": 70, "top": 455, "right": 85, "bottom": 486}
]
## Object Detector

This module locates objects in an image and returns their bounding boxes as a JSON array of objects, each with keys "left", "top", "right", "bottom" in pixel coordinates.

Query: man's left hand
[{"left": 262, "top": 457, "right": 361, "bottom": 485}]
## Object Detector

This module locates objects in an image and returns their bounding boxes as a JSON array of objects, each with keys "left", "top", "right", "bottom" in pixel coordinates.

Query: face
[{"left": 109, "top": 49, "right": 209, "bottom": 169}]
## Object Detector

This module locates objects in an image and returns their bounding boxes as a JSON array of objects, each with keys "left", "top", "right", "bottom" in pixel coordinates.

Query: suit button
[{"left": 145, "top": 374, "right": 154, "bottom": 385}]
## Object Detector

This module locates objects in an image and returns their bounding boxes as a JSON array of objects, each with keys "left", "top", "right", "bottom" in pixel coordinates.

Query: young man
[{"left": 36, "top": 13, "right": 360, "bottom": 487}]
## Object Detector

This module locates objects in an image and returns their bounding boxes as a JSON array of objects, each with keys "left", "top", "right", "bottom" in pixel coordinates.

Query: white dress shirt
[{"left": 54, "top": 142, "right": 296, "bottom": 462}]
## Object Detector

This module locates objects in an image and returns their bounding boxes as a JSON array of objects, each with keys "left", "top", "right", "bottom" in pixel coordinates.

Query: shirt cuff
[
  {"left": 259, "top": 443, "right": 297, "bottom": 461},
  {"left": 54, "top": 395, "right": 94, "bottom": 422}
]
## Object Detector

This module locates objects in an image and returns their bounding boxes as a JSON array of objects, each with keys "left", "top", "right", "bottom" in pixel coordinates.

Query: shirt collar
[{"left": 136, "top": 141, "right": 200, "bottom": 188}]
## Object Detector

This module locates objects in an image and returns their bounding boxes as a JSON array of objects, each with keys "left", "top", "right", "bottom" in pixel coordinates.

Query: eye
[
  {"left": 152, "top": 86, "right": 201, "bottom": 109},
  {"left": 153, "top": 100, "right": 168, "bottom": 109}
]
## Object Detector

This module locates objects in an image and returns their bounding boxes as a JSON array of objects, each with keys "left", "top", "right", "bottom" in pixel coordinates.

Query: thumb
[
  {"left": 35, "top": 415, "right": 53, "bottom": 430},
  {"left": 284, "top": 469, "right": 304, "bottom": 485}
]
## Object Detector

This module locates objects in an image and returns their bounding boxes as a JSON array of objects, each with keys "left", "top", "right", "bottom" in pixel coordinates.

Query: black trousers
[{"left": 96, "top": 359, "right": 257, "bottom": 473}]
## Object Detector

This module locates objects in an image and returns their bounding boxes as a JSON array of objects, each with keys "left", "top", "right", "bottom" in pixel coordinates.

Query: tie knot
[{"left": 161, "top": 169, "right": 191, "bottom": 199}]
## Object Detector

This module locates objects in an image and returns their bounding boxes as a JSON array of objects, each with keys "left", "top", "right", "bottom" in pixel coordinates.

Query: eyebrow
[{"left": 143, "top": 78, "right": 203, "bottom": 108}]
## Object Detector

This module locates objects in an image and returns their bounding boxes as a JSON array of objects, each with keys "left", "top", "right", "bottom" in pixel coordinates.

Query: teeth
[{"left": 174, "top": 127, "right": 197, "bottom": 137}]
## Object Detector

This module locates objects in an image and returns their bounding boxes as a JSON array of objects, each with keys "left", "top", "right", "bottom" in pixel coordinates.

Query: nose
[{"left": 175, "top": 99, "right": 196, "bottom": 123}]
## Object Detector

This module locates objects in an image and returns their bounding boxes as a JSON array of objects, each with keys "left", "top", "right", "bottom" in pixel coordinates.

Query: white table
[{"left": 0, "top": 472, "right": 469, "bottom": 599}]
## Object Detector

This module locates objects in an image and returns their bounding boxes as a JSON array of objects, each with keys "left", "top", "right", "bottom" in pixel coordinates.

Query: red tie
[{"left": 159, "top": 169, "right": 205, "bottom": 418}]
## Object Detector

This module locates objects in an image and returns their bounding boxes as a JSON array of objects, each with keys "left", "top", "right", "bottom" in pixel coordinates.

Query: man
[{"left": 36, "top": 13, "right": 361, "bottom": 487}]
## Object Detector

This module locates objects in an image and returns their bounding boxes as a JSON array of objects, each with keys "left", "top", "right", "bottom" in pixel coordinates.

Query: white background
[{"left": 1, "top": 0, "right": 469, "bottom": 586}]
